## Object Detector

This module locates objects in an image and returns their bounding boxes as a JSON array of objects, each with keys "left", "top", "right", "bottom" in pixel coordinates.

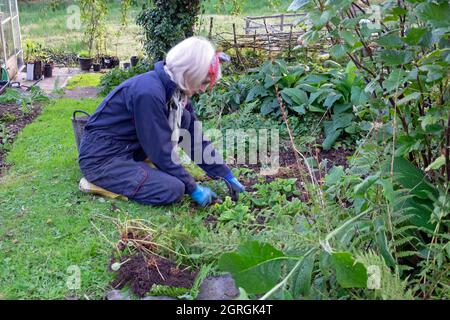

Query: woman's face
[{"left": 186, "top": 75, "right": 211, "bottom": 97}]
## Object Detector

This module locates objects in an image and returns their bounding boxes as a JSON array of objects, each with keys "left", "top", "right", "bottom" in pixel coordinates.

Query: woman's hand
[
  {"left": 224, "top": 173, "right": 246, "bottom": 193},
  {"left": 190, "top": 185, "right": 217, "bottom": 207}
]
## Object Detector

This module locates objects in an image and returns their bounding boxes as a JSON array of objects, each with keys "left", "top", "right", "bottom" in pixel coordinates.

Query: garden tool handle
[
  {"left": 72, "top": 110, "right": 91, "bottom": 120},
  {"left": 218, "top": 176, "right": 240, "bottom": 202}
]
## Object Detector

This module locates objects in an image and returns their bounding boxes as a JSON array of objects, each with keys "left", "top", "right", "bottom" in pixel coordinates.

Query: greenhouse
[{"left": 0, "top": 0, "right": 22, "bottom": 81}]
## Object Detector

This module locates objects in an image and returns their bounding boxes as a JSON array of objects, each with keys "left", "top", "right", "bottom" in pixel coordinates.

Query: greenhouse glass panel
[
  {"left": 3, "top": 20, "right": 15, "bottom": 58},
  {"left": 0, "top": 0, "right": 22, "bottom": 79},
  {"left": 10, "top": 0, "right": 17, "bottom": 17},
  {"left": 0, "top": 0, "right": 10, "bottom": 19},
  {"left": 12, "top": 16, "right": 19, "bottom": 53}
]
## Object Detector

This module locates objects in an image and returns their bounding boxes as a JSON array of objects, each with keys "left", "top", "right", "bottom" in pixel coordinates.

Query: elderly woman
[{"left": 78, "top": 37, "right": 244, "bottom": 207}]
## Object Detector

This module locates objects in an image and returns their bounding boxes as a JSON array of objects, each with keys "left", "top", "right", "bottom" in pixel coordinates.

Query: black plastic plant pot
[
  {"left": 78, "top": 57, "right": 93, "bottom": 71},
  {"left": 43, "top": 64, "right": 52, "bottom": 78},
  {"left": 93, "top": 63, "right": 101, "bottom": 72},
  {"left": 123, "top": 62, "right": 130, "bottom": 69},
  {"left": 130, "top": 56, "right": 139, "bottom": 67},
  {"left": 33, "top": 61, "right": 43, "bottom": 80},
  {"left": 112, "top": 57, "right": 120, "bottom": 68}
]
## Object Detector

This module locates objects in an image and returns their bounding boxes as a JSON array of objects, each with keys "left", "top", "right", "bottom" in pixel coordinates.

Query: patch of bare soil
[
  {"left": 0, "top": 103, "right": 42, "bottom": 176},
  {"left": 110, "top": 254, "right": 198, "bottom": 298},
  {"left": 237, "top": 144, "right": 352, "bottom": 184}
]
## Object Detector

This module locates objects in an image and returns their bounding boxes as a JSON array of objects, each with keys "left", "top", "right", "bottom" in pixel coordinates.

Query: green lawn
[{"left": 0, "top": 96, "right": 269, "bottom": 299}]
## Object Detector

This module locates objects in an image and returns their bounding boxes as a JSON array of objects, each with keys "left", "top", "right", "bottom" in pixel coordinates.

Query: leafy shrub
[
  {"left": 137, "top": 0, "right": 201, "bottom": 61},
  {"left": 0, "top": 87, "right": 50, "bottom": 110},
  {"left": 195, "top": 59, "right": 367, "bottom": 150},
  {"left": 98, "top": 60, "right": 153, "bottom": 96}
]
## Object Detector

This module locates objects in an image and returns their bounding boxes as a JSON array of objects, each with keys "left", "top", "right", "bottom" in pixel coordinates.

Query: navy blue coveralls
[{"left": 78, "top": 61, "right": 231, "bottom": 205}]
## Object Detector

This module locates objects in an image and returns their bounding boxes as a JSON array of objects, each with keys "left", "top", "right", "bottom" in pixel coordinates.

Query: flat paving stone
[
  {"left": 14, "top": 67, "right": 80, "bottom": 94},
  {"left": 106, "top": 289, "right": 131, "bottom": 300},
  {"left": 197, "top": 274, "right": 239, "bottom": 300}
]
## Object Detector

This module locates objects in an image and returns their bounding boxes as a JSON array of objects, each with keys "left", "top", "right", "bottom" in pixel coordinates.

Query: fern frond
[
  {"left": 356, "top": 250, "right": 413, "bottom": 300},
  {"left": 396, "top": 250, "right": 418, "bottom": 258}
]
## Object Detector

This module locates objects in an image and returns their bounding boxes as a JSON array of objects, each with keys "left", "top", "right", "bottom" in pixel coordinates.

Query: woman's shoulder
[{"left": 124, "top": 71, "right": 166, "bottom": 102}]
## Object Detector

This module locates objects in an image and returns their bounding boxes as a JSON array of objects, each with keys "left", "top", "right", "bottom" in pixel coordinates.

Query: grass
[
  {"left": 65, "top": 73, "right": 103, "bottom": 90},
  {"left": 0, "top": 96, "right": 251, "bottom": 299}
]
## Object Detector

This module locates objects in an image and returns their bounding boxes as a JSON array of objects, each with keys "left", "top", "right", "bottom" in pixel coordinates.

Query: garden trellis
[
  {"left": 209, "top": 13, "right": 310, "bottom": 61},
  {"left": 0, "top": 0, "right": 22, "bottom": 80}
]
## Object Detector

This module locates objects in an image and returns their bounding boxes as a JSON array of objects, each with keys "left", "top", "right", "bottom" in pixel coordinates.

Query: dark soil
[
  {"left": 110, "top": 254, "right": 197, "bottom": 298},
  {"left": 203, "top": 214, "right": 219, "bottom": 228},
  {"left": 0, "top": 103, "right": 42, "bottom": 176},
  {"left": 236, "top": 143, "right": 352, "bottom": 188}
]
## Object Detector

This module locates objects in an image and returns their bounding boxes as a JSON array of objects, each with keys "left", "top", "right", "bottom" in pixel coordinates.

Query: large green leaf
[
  {"left": 330, "top": 252, "right": 368, "bottom": 288},
  {"left": 246, "top": 85, "right": 268, "bottom": 102},
  {"left": 281, "top": 88, "right": 309, "bottom": 106},
  {"left": 288, "top": 0, "right": 310, "bottom": 11},
  {"left": 341, "top": 30, "right": 358, "bottom": 47},
  {"left": 379, "top": 50, "right": 413, "bottom": 66},
  {"left": 291, "top": 252, "right": 316, "bottom": 298},
  {"left": 330, "top": 44, "right": 348, "bottom": 59},
  {"left": 416, "top": 2, "right": 450, "bottom": 28},
  {"left": 376, "top": 33, "right": 404, "bottom": 48},
  {"left": 374, "top": 217, "right": 397, "bottom": 268},
  {"left": 260, "top": 97, "right": 279, "bottom": 116},
  {"left": 351, "top": 86, "right": 369, "bottom": 106},
  {"left": 403, "top": 28, "right": 427, "bottom": 46},
  {"left": 383, "top": 69, "right": 408, "bottom": 92},
  {"left": 324, "top": 165, "right": 344, "bottom": 187},
  {"left": 322, "top": 129, "right": 342, "bottom": 150},
  {"left": 324, "top": 93, "right": 342, "bottom": 108},
  {"left": 381, "top": 157, "right": 438, "bottom": 200},
  {"left": 218, "top": 241, "right": 285, "bottom": 294},
  {"left": 396, "top": 197, "right": 434, "bottom": 231}
]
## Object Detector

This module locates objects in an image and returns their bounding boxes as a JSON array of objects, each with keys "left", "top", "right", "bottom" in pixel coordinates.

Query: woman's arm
[
  {"left": 131, "top": 89, "right": 197, "bottom": 194},
  {"left": 182, "top": 103, "right": 232, "bottom": 179}
]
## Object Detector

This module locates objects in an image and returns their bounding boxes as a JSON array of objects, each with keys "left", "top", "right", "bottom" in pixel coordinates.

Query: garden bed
[{"left": 0, "top": 103, "right": 42, "bottom": 176}]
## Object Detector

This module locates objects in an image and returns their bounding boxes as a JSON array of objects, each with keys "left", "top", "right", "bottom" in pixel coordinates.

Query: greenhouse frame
[{"left": 0, "top": 0, "right": 22, "bottom": 81}]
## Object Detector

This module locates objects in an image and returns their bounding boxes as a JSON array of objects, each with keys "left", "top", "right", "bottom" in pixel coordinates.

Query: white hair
[{"left": 165, "top": 36, "right": 217, "bottom": 93}]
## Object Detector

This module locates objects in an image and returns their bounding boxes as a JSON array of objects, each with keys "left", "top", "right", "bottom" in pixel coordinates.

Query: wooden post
[
  {"left": 280, "top": 14, "right": 284, "bottom": 32},
  {"left": 263, "top": 18, "right": 272, "bottom": 58},
  {"left": 245, "top": 18, "right": 250, "bottom": 35},
  {"left": 288, "top": 25, "right": 293, "bottom": 60},
  {"left": 253, "top": 30, "right": 257, "bottom": 53},
  {"left": 208, "top": 17, "right": 214, "bottom": 39},
  {"left": 232, "top": 23, "right": 242, "bottom": 66}
]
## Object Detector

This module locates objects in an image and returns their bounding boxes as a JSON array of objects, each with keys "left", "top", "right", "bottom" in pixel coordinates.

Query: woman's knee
[
  {"left": 163, "top": 178, "right": 185, "bottom": 204},
  {"left": 132, "top": 173, "right": 185, "bottom": 206}
]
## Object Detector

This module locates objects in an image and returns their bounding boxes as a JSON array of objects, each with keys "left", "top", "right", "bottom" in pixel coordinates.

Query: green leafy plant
[
  {"left": 137, "top": 0, "right": 201, "bottom": 61},
  {"left": 0, "top": 88, "right": 50, "bottom": 112},
  {"left": 78, "top": 50, "right": 91, "bottom": 58},
  {"left": 98, "top": 60, "right": 153, "bottom": 96}
]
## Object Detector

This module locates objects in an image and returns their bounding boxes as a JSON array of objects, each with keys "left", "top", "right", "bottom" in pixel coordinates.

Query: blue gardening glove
[
  {"left": 190, "top": 185, "right": 217, "bottom": 207},
  {"left": 224, "top": 173, "right": 246, "bottom": 193}
]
